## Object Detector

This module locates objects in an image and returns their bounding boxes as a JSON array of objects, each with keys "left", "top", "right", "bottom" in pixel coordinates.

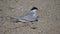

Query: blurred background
[{"left": 0, "top": 0, "right": 60, "bottom": 34}]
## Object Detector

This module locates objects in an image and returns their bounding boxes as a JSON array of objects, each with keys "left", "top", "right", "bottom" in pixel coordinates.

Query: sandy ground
[{"left": 0, "top": 0, "right": 60, "bottom": 34}]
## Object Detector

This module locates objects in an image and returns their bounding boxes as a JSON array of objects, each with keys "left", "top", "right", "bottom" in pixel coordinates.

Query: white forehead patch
[{"left": 31, "top": 9, "right": 37, "bottom": 12}]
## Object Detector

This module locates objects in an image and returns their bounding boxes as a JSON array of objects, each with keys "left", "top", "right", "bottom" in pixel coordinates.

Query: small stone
[
  {"left": 31, "top": 27, "right": 37, "bottom": 29},
  {"left": 0, "top": 9, "right": 3, "bottom": 11}
]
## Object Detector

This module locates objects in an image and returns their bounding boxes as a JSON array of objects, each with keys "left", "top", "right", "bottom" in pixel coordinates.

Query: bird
[{"left": 10, "top": 7, "right": 40, "bottom": 23}]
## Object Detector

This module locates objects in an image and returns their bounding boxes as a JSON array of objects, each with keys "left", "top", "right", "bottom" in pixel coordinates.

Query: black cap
[{"left": 31, "top": 7, "right": 38, "bottom": 10}]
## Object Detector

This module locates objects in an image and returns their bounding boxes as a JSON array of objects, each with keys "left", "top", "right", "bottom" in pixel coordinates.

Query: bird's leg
[
  {"left": 30, "top": 19, "right": 38, "bottom": 22},
  {"left": 35, "top": 19, "right": 38, "bottom": 21}
]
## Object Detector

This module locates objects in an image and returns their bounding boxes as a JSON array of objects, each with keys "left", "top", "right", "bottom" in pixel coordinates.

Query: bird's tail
[
  {"left": 10, "top": 16, "right": 29, "bottom": 22},
  {"left": 9, "top": 16, "right": 20, "bottom": 22}
]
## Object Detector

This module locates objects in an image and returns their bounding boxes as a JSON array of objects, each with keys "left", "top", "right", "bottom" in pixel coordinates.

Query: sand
[{"left": 0, "top": 0, "right": 60, "bottom": 34}]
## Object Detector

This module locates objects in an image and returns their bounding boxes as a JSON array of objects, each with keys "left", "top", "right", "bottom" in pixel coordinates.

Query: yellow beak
[{"left": 37, "top": 8, "right": 41, "bottom": 15}]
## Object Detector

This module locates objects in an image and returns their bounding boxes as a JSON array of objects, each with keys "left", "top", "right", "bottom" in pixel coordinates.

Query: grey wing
[{"left": 20, "top": 12, "right": 37, "bottom": 21}]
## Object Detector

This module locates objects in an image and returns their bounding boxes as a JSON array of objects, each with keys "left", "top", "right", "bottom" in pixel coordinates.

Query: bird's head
[{"left": 31, "top": 7, "right": 40, "bottom": 15}]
